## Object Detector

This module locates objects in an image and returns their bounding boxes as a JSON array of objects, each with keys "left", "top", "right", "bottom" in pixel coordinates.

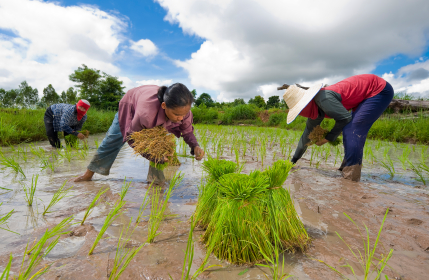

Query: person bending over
[
  {"left": 44, "top": 99, "right": 90, "bottom": 148},
  {"left": 283, "top": 74, "right": 393, "bottom": 181},
  {"left": 74, "top": 83, "right": 205, "bottom": 182}
]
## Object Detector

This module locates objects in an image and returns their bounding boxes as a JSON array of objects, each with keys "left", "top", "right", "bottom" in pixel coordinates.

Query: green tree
[
  {"left": 69, "top": 65, "right": 124, "bottom": 110},
  {"left": 280, "top": 99, "right": 288, "bottom": 109},
  {"left": 248, "top": 95, "right": 266, "bottom": 109},
  {"left": 60, "top": 87, "right": 78, "bottom": 104},
  {"left": 267, "top": 95, "right": 280, "bottom": 109},
  {"left": 69, "top": 64, "right": 101, "bottom": 101},
  {"left": 17, "top": 81, "right": 39, "bottom": 108},
  {"left": 0, "top": 88, "right": 6, "bottom": 107},
  {"left": 41, "top": 84, "right": 60, "bottom": 106},
  {"left": 195, "top": 93, "right": 215, "bottom": 107},
  {"left": 2, "top": 89, "right": 19, "bottom": 107},
  {"left": 96, "top": 73, "right": 125, "bottom": 110},
  {"left": 232, "top": 98, "right": 246, "bottom": 106},
  {"left": 191, "top": 89, "right": 197, "bottom": 100}
]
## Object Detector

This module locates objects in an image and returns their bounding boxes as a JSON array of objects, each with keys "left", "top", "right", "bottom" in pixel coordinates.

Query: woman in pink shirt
[{"left": 74, "top": 83, "right": 204, "bottom": 182}]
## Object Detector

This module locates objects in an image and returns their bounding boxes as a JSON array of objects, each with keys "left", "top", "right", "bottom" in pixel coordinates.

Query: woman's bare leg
[{"left": 74, "top": 169, "right": 95, "bottom": 182}]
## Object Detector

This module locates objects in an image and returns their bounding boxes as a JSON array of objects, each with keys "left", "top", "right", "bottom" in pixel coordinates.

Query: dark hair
[{"left": 157, "top": 83, "right": 194, "bottom": 108}]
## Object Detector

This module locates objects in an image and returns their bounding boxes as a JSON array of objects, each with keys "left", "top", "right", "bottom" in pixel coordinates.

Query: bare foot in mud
[{"left": 74, "top": 169, "right": 94, "bottom": 182}]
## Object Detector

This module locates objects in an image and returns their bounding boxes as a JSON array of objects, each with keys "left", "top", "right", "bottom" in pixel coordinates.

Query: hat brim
[{"left": 286, "top": 83, "right": 323, "bottom": 124}]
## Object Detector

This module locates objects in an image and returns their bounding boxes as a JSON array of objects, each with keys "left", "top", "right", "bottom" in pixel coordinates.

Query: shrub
[
  {"left": 221, "top": 104, "right": 258, "bottom": 124},
  {"left": 267, "top": 112, "right": 287, "bottom": 126},
  {"left": 191, "top": 105, "right": 219, "bottom": 123}
]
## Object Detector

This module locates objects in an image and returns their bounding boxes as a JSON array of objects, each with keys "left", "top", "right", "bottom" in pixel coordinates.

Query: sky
[{"left": 1, "top": 0, "right": 429, "bottom": 102}]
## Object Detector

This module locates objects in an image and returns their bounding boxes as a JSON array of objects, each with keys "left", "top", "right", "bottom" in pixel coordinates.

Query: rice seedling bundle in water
[
  {"left": 194, "top": 158, "right": 310, "bottom": 264},
  {"left": 129, "top": 126, "right": 181, "bottom": 170},
  {"left": 308, "top": 125, "right": 342, "bottom": 146}
]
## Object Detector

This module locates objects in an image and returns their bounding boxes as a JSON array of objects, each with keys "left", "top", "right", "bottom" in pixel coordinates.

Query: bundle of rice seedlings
[
  {"left": 194, "top": 158, "right": 310, "bottom": 264},
  {"left": 129, "top": 126, "right": 181, "bottom": 170},
  {"left": 307, "top": 125, "right": 342, "bottom": 146},
  {"left": 194, "top": 158, "right": 240, "bottom": 227}
]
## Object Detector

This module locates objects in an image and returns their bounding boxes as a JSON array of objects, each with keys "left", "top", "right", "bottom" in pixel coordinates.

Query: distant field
[{"left": 1, "top": 107, "right": 428, "bottom": 146}]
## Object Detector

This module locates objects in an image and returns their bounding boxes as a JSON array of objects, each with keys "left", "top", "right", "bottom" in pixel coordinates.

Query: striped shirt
[{"left": 50, "top": 104, "right": 87, "bottom": 136}]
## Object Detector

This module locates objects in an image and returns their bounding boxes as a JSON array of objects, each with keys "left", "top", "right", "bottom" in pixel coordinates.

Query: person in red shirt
[
  {"left": 284, "top": 74, "right": 394, "bottom": 181},
  {"left": 74, "top": 83, "right": 204, "bottom": 182}
]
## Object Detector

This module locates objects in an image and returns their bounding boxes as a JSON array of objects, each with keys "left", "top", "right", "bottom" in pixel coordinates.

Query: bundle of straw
[
  {"left": 308, "top": 125, "right": 342, "bottom": 146},
  {"left": 129, "top": 126, "right": 181, "bottom": 170},
  {"left": 194, "top": 158, "right": 310, "bottom": 264}
]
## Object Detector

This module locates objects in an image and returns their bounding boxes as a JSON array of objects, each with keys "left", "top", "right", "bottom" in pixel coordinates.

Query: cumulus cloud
[
  {"left": 157, "top": 0, "right": 429, "bottom": 100},
  {"left": 0, "top": 0, "right": 129, "bottom": 94},
  {"left": 130, "top": 39, "right": 159, "bottom": 57}
]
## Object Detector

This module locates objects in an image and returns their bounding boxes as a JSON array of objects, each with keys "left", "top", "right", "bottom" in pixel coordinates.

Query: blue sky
[{"left": 1, "top": 0, "right": 429, "bottom": 100}]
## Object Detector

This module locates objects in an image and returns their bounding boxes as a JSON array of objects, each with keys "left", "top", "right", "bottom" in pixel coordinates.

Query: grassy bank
[
  {"left": 2, "top": 106, "right": 429, "bottom": 146},
  {"left": 192, "top": 105, "right": 429, "bottom": 144},
  {"left": 0, "top": 108, "right": 116, "bottom": 146}
]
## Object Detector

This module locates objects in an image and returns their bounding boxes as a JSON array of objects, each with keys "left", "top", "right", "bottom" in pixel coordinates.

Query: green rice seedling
[
  {"left": 89, "top": 199, "right": 126, "bottom": 255},
  {"left": 0, "top": 254, "right": 12, "bottom": 280},
  {"left": 0, "top": 152, "right": 25, "bottom": 178},
  {"left": 135, "top": 182, "right": 153, "bottom": 224},
  {"left": 81, "top": 188, "right": 108, "bottom": 225},
  {"left": 120, "top": 179, "right": 132, "bottom": 201},
  {"left": 22, "top": 174, "right": 38, "bottom": 206},
  {"left": 29, "top": 145, "right": 45, "bottom": 159},
  {"left": 255, "top": 229, "right": 292, "bottom": 280},
  {"left": 324, "top": 146, "right": 331, "bottom": 163},
  {"left": 179, "top": 217, "right": 220, "bottom": 280},
  {"left": 109, "top": 219, "right": 145, "bottom": 280},
  {"left": 234, "top": 144, "right": 240, "bottom": 164},
  {"left": 16, "top": 145, "right": 28, "bottom": 162},
  {"left": 380, "top": 154, "right": 395, "bottom": 178},
  {"left": 62, "top": 145, "right": 74, "bottom": 163},
  {"left": 94, "top": 139, "right": 100, "bottom": 149},
  {"left": 315, "top": 209, "right": 393, "bottom": 280},
  {"left": 0, "top": 202, "right": 17, "bottom": 234},
  {"left": 40, "top": 156, "right": 55, "bottom": 172},
  {"left": 42, "top": 181, "right": 73, "bottom": 215},
  {"left": 398, "top": 145, "right": 411, "bottom": 170},
  {"left": 20, "top": 216, "right": 73, "bottom": 279},
  {"left": 147, "top": 172, "right": 184, "bottom": 243},
  {"left": 408, "top": 160, "right": 426, "bottom": 185}
]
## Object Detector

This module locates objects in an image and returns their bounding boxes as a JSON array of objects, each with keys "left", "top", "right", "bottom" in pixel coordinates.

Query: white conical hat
[{"left": 283, "top": 83, "right": 323, "bottom": 124}]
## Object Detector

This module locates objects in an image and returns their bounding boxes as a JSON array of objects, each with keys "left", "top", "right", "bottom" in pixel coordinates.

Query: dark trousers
[
  {"left": 44, "top": 107, "right": 70, "bottom": 148},
  {"left": 342, "top": 82, "right": 394, "bottom": 167}
]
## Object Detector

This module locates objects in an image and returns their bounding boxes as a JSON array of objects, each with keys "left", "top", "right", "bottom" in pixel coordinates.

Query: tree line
[
  {"left": 0, "top": 64, "right": 125, "bottom": 110},
  {"left": 194, "top": 92, "right": 287, "bottom": 109},
  {"left": 1, "top": 63, "right": 286, "bottom": 110}
]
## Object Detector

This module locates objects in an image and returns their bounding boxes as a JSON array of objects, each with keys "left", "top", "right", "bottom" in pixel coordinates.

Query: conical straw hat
[{"left": 283, "top": 83, "right": 323, "bottom": 124}]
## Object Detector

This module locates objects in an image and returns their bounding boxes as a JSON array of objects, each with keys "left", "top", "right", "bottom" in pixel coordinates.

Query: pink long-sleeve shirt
[{"left": 118, "top": 85, "right": 199, "bottom": 151}]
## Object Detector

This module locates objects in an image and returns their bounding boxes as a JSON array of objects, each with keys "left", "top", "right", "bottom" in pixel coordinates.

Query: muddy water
[{"left": 0, "top": 132, "right": 428, "bottom": 279}]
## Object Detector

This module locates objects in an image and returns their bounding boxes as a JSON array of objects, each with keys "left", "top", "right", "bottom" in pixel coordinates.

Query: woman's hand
[
  {"left": 194, "top": 146, "right": 205, "bottom": 160},
  {"left": 77, "top": 133, "right": 85, "bottom": 140},
  {"left": 163, "top": 153, "right": 173, "bottom": 162},
  {"left": 316, "top": 139, "right": 329, "bottom": 146}
]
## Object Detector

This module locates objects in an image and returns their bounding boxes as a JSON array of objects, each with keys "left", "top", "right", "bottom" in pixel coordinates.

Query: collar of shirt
[{"left": 154, "top": 105, "right": 184, "bottom": 129}]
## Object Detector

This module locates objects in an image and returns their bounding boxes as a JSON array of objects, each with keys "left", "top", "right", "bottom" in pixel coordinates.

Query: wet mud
[{"left": 0, "top": 133, "right": 428, "bottom": 279}]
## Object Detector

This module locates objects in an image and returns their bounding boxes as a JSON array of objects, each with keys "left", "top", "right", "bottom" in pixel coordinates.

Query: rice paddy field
[{"left": 0, "top": 124, "right": 429, "bottom": 279}]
